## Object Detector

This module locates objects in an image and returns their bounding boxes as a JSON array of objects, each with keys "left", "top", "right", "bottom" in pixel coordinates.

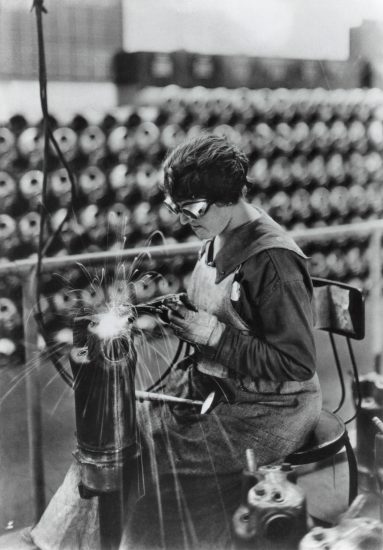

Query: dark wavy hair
[{"left": 162, "top": 134, "right": 249, "bottom": 203}]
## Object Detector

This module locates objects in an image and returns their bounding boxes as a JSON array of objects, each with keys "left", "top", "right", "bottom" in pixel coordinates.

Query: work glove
[{"left": 165, "top": 299, "right": 226, "bottom": 349}]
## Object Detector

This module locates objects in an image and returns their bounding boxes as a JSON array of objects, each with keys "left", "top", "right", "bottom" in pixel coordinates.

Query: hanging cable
[
  {"left": 145, "top": 339, "right": 185, "bottom": 392},
  {"left": 32, "top": 0, "right": 74, "bottom": 386}
]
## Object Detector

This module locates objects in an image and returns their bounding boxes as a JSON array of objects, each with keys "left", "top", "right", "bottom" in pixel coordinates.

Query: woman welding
[
  {"left": 120, "top": 133, "right": 322, "bottom": 549},
  {"left": 31, "top": 134, "right": 321, "bottom": 550}
]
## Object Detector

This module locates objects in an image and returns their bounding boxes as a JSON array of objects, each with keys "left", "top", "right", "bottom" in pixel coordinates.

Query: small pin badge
[{"left": 231, "top": 281, "right": 241, "bottom": 301}]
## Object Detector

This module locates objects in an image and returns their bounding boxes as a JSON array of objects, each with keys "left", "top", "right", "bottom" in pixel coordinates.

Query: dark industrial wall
[{"left": 0, "top": 0, "right": 123, "bottom": 81}]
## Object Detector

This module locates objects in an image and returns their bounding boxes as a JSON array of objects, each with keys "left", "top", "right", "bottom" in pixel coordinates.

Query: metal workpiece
[
  {"left": 354, "top": 372, "right": 383, "bottom": 489},
  {"left": 69, "top": 347, "right": 137, "bottom": 494},
  {"left": 69, "top": 308, "right": 139, "bottom": 549},
  {"left": 299, "top": 495, "right": 383, "bottom": 549},
  {"left": 248, "top": 465, "right": 307, "bottom": 541},
  {"left": 232, "top": 461, "right": 307, "bottom": 549},
  {"left": 69, "top": 325, "right": 138, "bottom": 495}
]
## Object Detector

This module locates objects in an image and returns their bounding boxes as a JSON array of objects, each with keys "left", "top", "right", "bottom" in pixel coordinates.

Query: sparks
[{"left": 93, "top": 306, "right": 134, "bottom": 341}]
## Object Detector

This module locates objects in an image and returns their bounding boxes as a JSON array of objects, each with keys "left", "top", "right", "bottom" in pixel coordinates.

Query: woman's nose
[{"left": 179, "top": 213, "right": 190, "bottom": 225}]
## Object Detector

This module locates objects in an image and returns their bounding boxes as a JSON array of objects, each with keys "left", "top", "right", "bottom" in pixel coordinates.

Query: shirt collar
[{"left": 202, "top": 211, "right": 306, "bottom": 283}]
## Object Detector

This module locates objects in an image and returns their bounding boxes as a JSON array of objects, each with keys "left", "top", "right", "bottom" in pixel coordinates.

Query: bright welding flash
[{"left": 92, "top": 307, "right": 134, "bottom": 340}]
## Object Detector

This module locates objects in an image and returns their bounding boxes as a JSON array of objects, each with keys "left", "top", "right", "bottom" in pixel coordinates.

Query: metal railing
[{"left": 0, "top": 218, "right": 383, "bottom": 522}]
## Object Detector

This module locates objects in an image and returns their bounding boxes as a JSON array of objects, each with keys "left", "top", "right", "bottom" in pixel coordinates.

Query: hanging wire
[
  {"left": 344, "top": 337, "right": 362, "bottom": 425},
  {"left": 329, "top": 332, "right": 346, "bottom": 414},
  {"left": 31, "top": 0, "right": 186, "bottom": 389},
  {"left": 32, "top": 0, "right": 74, "bottom": 387},
  {"left": 145, "top": 339, "right": 185, "bottom": 392}
]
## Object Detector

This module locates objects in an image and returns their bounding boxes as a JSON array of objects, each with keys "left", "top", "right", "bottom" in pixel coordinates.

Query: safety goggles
[{"left": 163, "top": 197, "right": 211, "bottom": 220}]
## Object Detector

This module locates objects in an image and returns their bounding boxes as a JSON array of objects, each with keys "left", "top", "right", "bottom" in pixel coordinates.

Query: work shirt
[{"left": 201, "top": 214, "right": 316, "bottom": 382}]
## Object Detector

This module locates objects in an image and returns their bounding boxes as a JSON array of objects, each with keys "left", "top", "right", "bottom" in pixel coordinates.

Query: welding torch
[
  {"left": 131, "top": 294, "right": 218, "bottom": 413},
  {"left": 132, "top": 292, "right": 198, "bottom": 321}
]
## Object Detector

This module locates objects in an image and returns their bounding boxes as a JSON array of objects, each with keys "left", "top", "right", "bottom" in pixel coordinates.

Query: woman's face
[{"left": 178, "top": 201, "right": 233, "bottom": 239}]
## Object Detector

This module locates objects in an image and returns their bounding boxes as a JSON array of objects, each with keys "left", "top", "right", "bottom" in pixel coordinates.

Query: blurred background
[{"left": 1, "top": 0, "right": 383, "bottom": 538}]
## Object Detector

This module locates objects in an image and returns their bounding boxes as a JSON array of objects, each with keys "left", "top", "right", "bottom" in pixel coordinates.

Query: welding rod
[
  {"left": 135, "top": 390, "right": 216, "bottom": 414},
  {"left": 135, "top": 390, "right": 203, "bottom": 407}
]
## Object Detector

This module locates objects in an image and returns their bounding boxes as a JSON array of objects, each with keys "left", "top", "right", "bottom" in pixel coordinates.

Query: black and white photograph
[{"left": 0, "top": 1, "right": 383, "bottom": 549}]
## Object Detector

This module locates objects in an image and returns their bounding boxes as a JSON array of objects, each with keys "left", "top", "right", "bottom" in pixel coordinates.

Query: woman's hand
[{"left": 166, "top": 302, "right": 226, "bottom": 348}]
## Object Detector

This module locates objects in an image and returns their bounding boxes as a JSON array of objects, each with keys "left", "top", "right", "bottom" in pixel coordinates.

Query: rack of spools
[{"left": 1, "top": 85, "right": 383, "bottom": 361}]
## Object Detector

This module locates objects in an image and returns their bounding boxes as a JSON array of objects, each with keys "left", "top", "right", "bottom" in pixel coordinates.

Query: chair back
[
  {"left": 312, "top": 277, "right": 364, "bottom": 340},
  {"left": 312, "top": 277, "right": 365, "bottom": 422}
]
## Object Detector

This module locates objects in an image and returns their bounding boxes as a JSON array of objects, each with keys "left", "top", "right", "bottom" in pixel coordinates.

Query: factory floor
[{"left": 0, "top": 297, "right": 381, "bottom": 547}]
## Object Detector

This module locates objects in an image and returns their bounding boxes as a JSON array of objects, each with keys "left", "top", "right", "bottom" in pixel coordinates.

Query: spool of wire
[
  {"left": 77, "top": 204, "right": 108, "bottom": 246},
  {"left": 310, "top": 121, "right": 329, "bottom": 153},
  {"left": 79, "top": 125, "right": 106, "bottom": 157},
  {"left": 50, "top": 208, "right": 81, "bottom": 253},
  {"left": 309, "top": 252, "right": 330, "bottom": 278},
  {"left": 17, "top": 127, "right": 44, "bottom": 162},
  {"left": 0, "top": 127, "right": 16, "bottom": 157},
  {"left": 160, "top": 124, "right": 186, "bottom": 150},
  {"left": 0, "top": 297, "right": 22, "bottom": 336},
  {"left": 329, "top": 186, "right": 350, "bottom": 218},
  {"left": 135, "top": 164, "right": 162, "bottom": 203},
  {"left": 290, "top": 189, "right": 311, "bottom": 223},
  {"left": 212, "top": 124, "right": 242, "bottom": 147},
  {"left": 326, "top": 153, "right": 345, "bottom": 185},
  {"left": 348, "top": 120, "right": 368, "bottom": 154},
  {"left": 107, "top": 126, "right": 132, "bottom": 157},
  {"left": 109, "top": 164, "right": 141, "bottom": 204},
  {"left": 328, "top": 120, "right": 349, "bottom": 154},
  {"left": 157, "top": 273, "right": 181, "bottom": 295},
  {"left": 52, "top": 127, "right": 78, "bottom": 161},
  {"left": 348, "top": 184, "right": 369, "bottom": 217},
  {"left": 78, "top": 166, "right": 108, "bottom": 203},
  {"left": 247, "top": 158, "right": 270, "bottom": 191},
  {"left": 310, "top": 188, "right": 331, "bottom": 220},
  {"left": 156, "top": 202, "right": 182, "bottom": 234},
  {"left": 308, "top": 155, "right": 327, "bottom": 187},
  {"left": 19, "top": 170, "right": 43, "bottom": 210},
  {"left": 270, "top": 156, "right": 292, "bottom": 189},
  {"left": 79, "top": 285, "right": 105, "bottom": 310},
  {"left": 49, "top": 168, "right": 72, "bottom": 208},
  {"left": 107, "top": 202, "right": 131, "bottom": 239},
  {"left": 134, "top": 121, "right": 161, "bottom": 153},
  {"left": 274, "top": 122, "right": 294, "bottom": 155},
  {"left": 131, "top": 202, "right": 158, "bottom": 239},
  {"left": 291, "top": 121, "right": 311, "bottom": 154},
  {"left": 252, "top": 123, "right": 275, "bottom": 157},
  {"left": 0, "top": 337, "right": 22, "bottom": 367},
  {"left": 0, "top": 214, "right": 19, "bottom": 257},
  {"left": 133, "top": 276, "right": 157, "bottom": 303},
  {"left": 18, "top": 211, "right": 41, "bottom": 253},
  {"left": 51, "top": 288, "right": 79, "bottom": 322},
  {"left": 268, "top": 191, "right": 292, "bottom": 227},
  {"left": 0, "top": 171, "right": 18, "bottom": 214}
]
